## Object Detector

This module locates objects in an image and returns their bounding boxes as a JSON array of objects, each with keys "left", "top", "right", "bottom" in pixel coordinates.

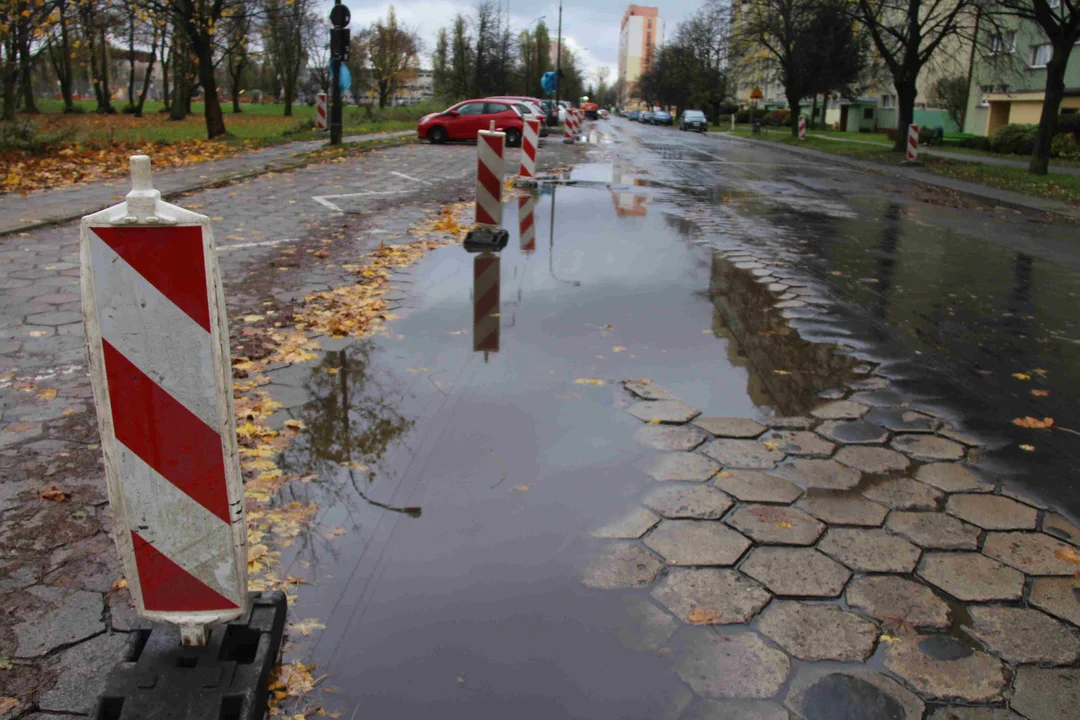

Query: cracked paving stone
[
  {"left": 700, "top": 439, "right": 785, "bottom": 470},
  {"left": 819, "top": 388, "right": 847, "bottom": 400},
  {"left": 835, "top": 446, "right": 910, "bottom": 474},
  {"left": 945, "top": 495, "right": 1038, "bottom": 530},
  {"left": 784, "top": 666, "right": 925, "bottom": 720},
  {"left": 627, "top": 400, "right": 701, "bottom": 424},
  {"left": 916, "top": 463, "right": 992, "bottom": 493},
  {"left": 650, "top": 568, "right": 771, "bottom": 625},
  {"left": 811, "top": 400, "right": 870, "bottom": 420},
  {"left": 795, "top": 496, "right": 889, "bottom": 526},
  {"left": 740, "top": 547, "right": 851, "bottom": 597},
  {"left": 590, "top": 507, "right": 662, "bottom": 539},
  {"left": 845, "top": 575, "right": 951, "bottom": 631},
  {"left": 12, "top": 585, "right": 104, "bottom": 657},
  {"left": 849, "top": 389, "right": 908, "bottom": 407},
  {"left": 1043, "top": 513, "right": 1080, "bottom": 546},
  {"left": 967, "top": 605, "right": 1080, "bottom": 666},
  {"left": 633, "top": 424, "right": 709, "bottom": 451},
  {"left": 643, "top": 485, "right": 734, "bottom": 520},
  {"left": 618, "top": 597, "right": 679, "bottom": 652},
  {"left": 981, "top": 532, "right": 1080, "bottom": 575},
  {"left": 672, "top": 628, "right": 790, "bottom": 700},
  {"left": 865, "top": 407, "right": 941, "bottom": 434},
  {"left": 916, "top": 552, "right": 1024, "bottom": 601},
  {"left": 927, "top": 708, "right": 1023, "bottom": 720},
  {"left": 640, "top": 453, "right": 721, "bottom": 482},
  {"left": 682, "top": 699, "right": 790, "bottom": 720},
  {"left": 624, "top": 381, "right": 679, "bottom": 401},
  {"left": 39, "top": 631, "right": 132, "bottom": 714},
  {"left": 762, "top": 430, "right": 834, "bottom": 456},
  {"left": 818, "top": 528, "right": 921, "bottom": 573},
  {"left": 581, "top": 543, "right": 664, "bottom": 590},
  {"left": 758, "top": 600, "right": 878, "bottom": 662},
  {"left": 645, "top": 520, "right": 751, "bottom": 566},
  {"left": 863, "top": 478, "right": 943, "bottom": 510},
  {"left": 768, "top": 416, "right": 814, "bottom": 430},
  {"left": 1011, "top": 668, "right": 1080, "bottom": 720},
  {"left": 817, "top": 419, "right": 890, "bottom": 445},
  {"left": 1030, "top": 577, "right": 1080, "bottom": 627},
  {"left": 713, "top": 470, "right": 802, "bottom": 504},
  {"left": 692, "top": 417, "right": 767, "bottom": 438},
  {"left": 777, "top": 458, "right": 861, "bottom": 491},
  {"left": 890, "top": 434, "right": 966, "bottom": 461},
  {"left": 883, "top": 634, "right": 1006, "bottom": 703},
  {"left": 724, "top": 505, "right": 825, "bottom": 546},
  {"left": 886, "top": 512, "right": 980, "bottom": 550}
]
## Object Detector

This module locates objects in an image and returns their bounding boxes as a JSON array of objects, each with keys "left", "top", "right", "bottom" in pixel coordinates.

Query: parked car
[
  {"left": 486, "top": 97, "right": 549, "bottom": 136},
  {"left": 538, "top": 99, "right": 560, "bottom": 126},
  {"left": 640, "top": 111, "right": 654, "bottom": 124},
  {"left": 652, "top": 110, "right": 673, "bottom": 126},
  {"left": 679, "top": 109, "right": 708, "bottom": 132},
  {"left": 628, "top": 110, "right": 640, "bottom": 121},
  {"left": 418, "top": 100, "right": 524, "bottom": 146}
]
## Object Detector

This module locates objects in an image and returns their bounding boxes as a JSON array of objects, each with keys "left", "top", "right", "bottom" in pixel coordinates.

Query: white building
[{"left": 617, "top": 5, "right": 663, "bottom": 106}]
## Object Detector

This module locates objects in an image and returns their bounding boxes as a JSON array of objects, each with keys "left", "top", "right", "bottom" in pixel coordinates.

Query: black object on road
[{"left": 94, "top": 591, "right": 287, "bottom": 720}]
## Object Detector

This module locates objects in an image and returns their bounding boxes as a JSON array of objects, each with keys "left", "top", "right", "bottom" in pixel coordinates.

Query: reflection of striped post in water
[
  {"left": 473, "top": 252, "right": 500, "bottom": 354},
  {"left": 518, "top": 194, "right": 536, "bottom": 254}
]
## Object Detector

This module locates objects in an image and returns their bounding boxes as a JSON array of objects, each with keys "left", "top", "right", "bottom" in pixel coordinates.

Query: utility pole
[
  {"left": 329, "top": 0, "right": 351, "bottom": 145},
  {"left": 555, "top": 0, "right": 562, "bottom": 110}
]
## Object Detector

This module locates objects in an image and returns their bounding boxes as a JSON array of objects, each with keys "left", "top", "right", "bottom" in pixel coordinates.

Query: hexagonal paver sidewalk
[
  {"left": 982, "top": 532, "right": 1079, "bottom": 575},
  {"left": 817, "top": 419, "right": 889, "bottom": 445},
  {"left": 643, "top": 485, "right": 734, "bottom": 520},
  {"left": 740, "top": 547, "right": 851, "bottom": 597},
  {"left": 835, "top": 446, "right": 910, "bottom": 474},
  {"left": 713, "top": 470, "right": 802, "bottom": 504},
  {"left": 845, "top": 575, "right": 951, "bottom": 631},
  {"left": 863, "top": 478, "right": 943, "bottom": 510},
  {"left": 758, "top": 600, "right": 878, "bottom": 661},
  {"left": 916, "top": 463, "right": 991, "bottom": 493},
  {"left": 818, "top": 528, "right": 921, "bottom": 573},
  {"left": 916, "top": 552, "right": 1024, "bottom": 601},
  {"left": 651, "top": 568, "right": 771, "bottom": 625},
  {"left": 581, "top": 543, "right": 664, "bottom": 590},
  {"left": 883, "top": 634, "right": 1007, "bottom": 703},
  {"left": 776, "top": 458, "right": 860, "bottom": 491},
  {"left": 627, "top": 400, "right": 701, "bottom": 424},
  {"left": 633, "top": 424, "right": 708, "bottom": 451},
  {"left": 589, "top": 507, "right": 661, "bottom": 539},
  {"left": 967, "top": 605, "right": 1080, "bottom": 666},
  {"left": 762, "top": 430, "right": 834, "bottom": 456},
  {"left": 795, "top": 496, "right": 888, "bottom": 527},
  {"left": 700, "top": 439, "right": 786, "bottom": 470},
  {"left": 785, "top": 667, "right": 925, "bottom": 720},
  {"left": 692, "top": 417, "right": 766, "bottom": 438},
  {"left": 724, "top": 505, "right": 825, "bottom": 545},
  {"left": 644, "top": 520, "right": 751, "bottom": 566},
  {"left": 811, "top": 400, "right": 869, "bottom": 420},
  {"left": 672, "top": 628, "right": 791, "bottom": 699},
  {"left": 891, "top": 435, "right": 966, "bottom": 461},
  {"left": 639, "top": 453, "right": 721, "bottom": 482},
  {"left": 945, "top": 495, "right": 1038, "bottom": 531},
  {"left": 885, "top": 512, "right": 980, "bottom": 550}
]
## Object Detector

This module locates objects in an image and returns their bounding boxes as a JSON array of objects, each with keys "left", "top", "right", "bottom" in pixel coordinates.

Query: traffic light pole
[
  {"left": 331, "top": 55, "right": 342, "bottom": 145},
  {"left": 329, "top": 0, "right": 351, "bottom": 146},
  {"left": 555, "top": 0, "right": 562, "bottom": 110}
]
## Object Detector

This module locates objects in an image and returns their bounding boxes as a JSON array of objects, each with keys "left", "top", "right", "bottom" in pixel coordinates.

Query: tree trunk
[
  {"left": 195, "top": 40, "right": 226, "bottom": 138},
  {"left": 811, "top": 95, "right": 819, "bottom": 130},
  {"left": 1029, "top": 45, "right": 1069, "bottom": 175},
  {"left": 170, "top": 47, "right": 188, "bottom": 120},
  {"left": 56, "top": 5, "right": 75, "bottom": 111},
  {"left": 785, "top": 88, "right": 801, "bottom": 138},
  {"left": 135, "top": 31, "right": 158, "bottom": 117},
  {"left": 1, "top": 38, "right": 17, "bottom": 121},
  {"left": 127, "top": 12, "right": 136, "bottom": 108},
  {"left": 283, "top": 82, "right": 294, "bottom": 116},
  {"left": 18, "top": 33, "right": 38, "bottom": 114},
  {"left": 821, "top": 94, "right": 829, "bottom": 130},
  {"left": 98, "top": 28, "right": 114, "bottom": 113},
  {"left": 894, "top": 79, "right": 917, "bottom": 152}
]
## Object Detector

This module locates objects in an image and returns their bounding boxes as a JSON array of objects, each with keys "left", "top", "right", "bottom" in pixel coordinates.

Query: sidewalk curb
[
  {"left": 713, "top": 133, "right": 1080, "bottom": 221},
  {"left": 0, "top": 134, "right": 416, "bottom": 240}
]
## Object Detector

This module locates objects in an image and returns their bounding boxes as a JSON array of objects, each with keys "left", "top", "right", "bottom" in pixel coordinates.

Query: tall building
[{"left": 617, "top": 5, "right": 663, "bottom": 106}]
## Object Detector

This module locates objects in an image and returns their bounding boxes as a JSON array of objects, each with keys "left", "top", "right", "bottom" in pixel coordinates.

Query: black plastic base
[
  {"left": 463, "top": 227, "right": 509, "bottom": 253},
  {"left": 94, "top": 591, "right": 287, "bottom": 720}
]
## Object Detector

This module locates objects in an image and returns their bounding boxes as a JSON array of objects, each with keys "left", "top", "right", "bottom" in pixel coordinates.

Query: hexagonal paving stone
[
  {"left": 927, "top": 708, "right": 1022, "bottom": 720},
  {"left": 1030, "top": 577, "right": 1080, "bottom": 628},
  {"left": 886, "top": 512, "right": 980, "bottom": 550},
  {"left": 916, "top": 552, "right": 1024, "bottom": 601},
  {"left": 683, "top": 699, "right": 790, "bottom": 720},
  {"left": 835, "top": 446, "right": 910, "bottom": 474},
  {"left": 849, "top": 389, "right": 908, "bottom": 407},
  {"left": 939, "top": 425, "right": 986, "bottom": 447},
  {"left": 818, "top": 528, "right": 921, "bottom": 573},
  {"left": 845, "top": 575, "right": 950, "bottom": 631},
  {"left": 724, "top": 505, "right": 825, "bottom": 546},
  {"left": 617, "top": 597, "right": 679, "bottom": 652},
  {"left": 692, "top": 417, "right": 767, "bottom": 438},
  {"left": 700, "top": 439, "right": 785, "bottom": 470},
  {"left": 967, "top": 606, "right": 1080, "bottom": 665},
  {"left": 811, "top": 400, "right": 869, "bottom": 420},
  {"left": 792, "top": 502, "right": 883, "bottom": 533},
  {"left": 784, "top": 666, "right": 925, "bottom": 720},
  {"left": 816, "top": 420, "right": 889, "bottom": 445},
  {"left": 650, "top": 568, "right": 772, "bottom": 625},
  {"left": 740, "top": 547, "right": 851, "bottom": 597},
  {"left": 713, "top": 470, "right": 802, "bottom": 504},
  {"left": 945, "top": 495, "right": 1037, "bottom": 530},
  {"left": 768, "top": 416, "right": 814, "bottom": 430},
  {"left": 916, "top": 463, "right": 991, "bottom": 493},
  {"left": 643, "top": 485, "right": 734, "bottom": 520},
  {"left": 624, "top": 381, "right": 678, "bottom": 401},
  {"left": 644, "top": 520, "right": 752, "bottom": 567},
  {"left": 865, "top": 407, "right": 941, "bottom": 434},
  {"left": 758, "top": 601, "right": 878, "bottom": 662},
  {"left": 640, "top": 453, "right": 721, "bottom": 483},
  {"left": 628, "top": 400, "right": 701, "bottom": 424},
  {"left": 1011, "top": 668, "right": 1080, "bottom": 720},
  {"left": 1043, "top": 512, "right": 1080, "bottom": 546},
  {"left": 589, "top": 507, "right": 662, "bottom": 539},
  {"left": 863, "top": 478, "right": 943, "bottom": 510},
  {"left": 581, "top": 543, "right": 664, "bottom": 590},
  {"left": 890, "top": 434, "right": 966, "bottom": 461},
  {"left": 982, "top": 532, "right": 1079, "bottom": 575},
  {"left": 776, "top": 458, "right": 861, "bottom": 491},
  {"left": 633, "top": 424, "right": 709, "bottom": 451},
  {"left": 762, "top": 430, "right": 834, "bottom": 457},
  {"left": 883, "top": 634, "right": 1007, "bottom": 703},
  {"left": 672, "top": 628, "right": 791, "bottom": 700}
]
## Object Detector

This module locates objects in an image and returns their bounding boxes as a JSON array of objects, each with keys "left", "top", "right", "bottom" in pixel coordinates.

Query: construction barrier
[
  {"left": 473, "top": 252, "right": 500, "bottom": 355},
  {"left": 906, "top": 124, "right": 920, "bottom": 161},
  {"left": 518, "top": 194, "right": 536, "bottom": 254},
  {"left": 798, "top": 115, "right": 806, "bottom": 140},
  {"left": 519, "top": 118, "right": 539, "bottom": 179},
  {"left": 80, "top": 156, "right": 248, "bottom": 646},
  {"left": 475, "top": 124, "right": 505, "bottom": 227},
  {"left": 316, "top": 92, "right": 328, "bottom": 131},
  {"left": 564, "top": 111, "right": 575, "bottom": 143}
]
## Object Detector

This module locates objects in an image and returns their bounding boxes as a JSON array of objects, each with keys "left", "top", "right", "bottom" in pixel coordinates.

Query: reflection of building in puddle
[
  {"left": 473, "top": 252, "right": 500, "bottom": 357},
  {"left": 611, "top": 172, "right": 648, "bottom": 218},
  {"left": 709, "top": 254, "right": 861, "bottom": 416}
]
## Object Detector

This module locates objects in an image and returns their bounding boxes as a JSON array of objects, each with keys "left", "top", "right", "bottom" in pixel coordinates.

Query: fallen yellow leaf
[
  {"left": 1019, "top": 444, "right": 1036, "bottom": 452},
  {"left": 1012, "top": 417, "right": 1054, "bottom": 429},
  {"left": 1053, "top": 546, "right": 1080, "bottom": 565},
  {"left": 574, "top": 378, "right": 605, "bottom": 386},
  {"left": 687, "top": 608, "right": 721, "bottom": 625},
  {"left": 1031, "top": 389, "right": 1050, "bottom": 397},
  {"left": 284, "top": 419, "right": 305, "bottom": 431},
  {"left": 612, "top": 346, "right": 627, "bottom": 353},
  {"left": 36, "top": 388, "right": 57, "bottom": 401},
  {"left": 1012, "top": 373, "right": 1031, "bottom": 381},
  {"left": 512, "top": 484, "right": 531, "bottom": 491}
]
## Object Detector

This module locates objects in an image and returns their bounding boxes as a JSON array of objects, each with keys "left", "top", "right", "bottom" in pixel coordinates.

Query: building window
[
  {"left": 1028, "top": 43, "right": 1052, "bottom": 67},
  {"left": 863, "top": 107, "right": 875, "bottom": 120},
  {"left": 880, "top": 94, "right": 896, "bottom": 108},
  {"left": 988, "top": 31, "right": 1016, "bottom": 55}
]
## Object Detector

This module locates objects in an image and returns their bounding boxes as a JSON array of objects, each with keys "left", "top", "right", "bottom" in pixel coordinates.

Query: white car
[{"left": 485, "top": 98, "right": 550, "bottom": 137}]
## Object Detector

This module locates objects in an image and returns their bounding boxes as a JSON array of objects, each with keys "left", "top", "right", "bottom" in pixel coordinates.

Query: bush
[
  {"left": 1051, "top": 132, "right": 1080, "bottom": 160},
  {"left": 960, "top": 136, "right": 992, "bottom": 151},
  {"left": 762, "top": 109, "right": 790, "bottom": 127},
  {"left": 989, "top": 123, "right": 1037, "bottom": 155},
  {"left": 1057, "top": 113, "right": 1080, "bottom": 136}
]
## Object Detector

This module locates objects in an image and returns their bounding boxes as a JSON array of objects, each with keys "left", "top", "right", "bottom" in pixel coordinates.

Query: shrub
[
  {"left": 762, "top": 109, "right": 790, "bottom": 127},
  {"left": 1051, "top": 132, "right": 1080, "bottom": 160},
  {"left": 989, "top": 123, "right": 1037, "bottom": 155},
  {"left": 960, "top": 136, "right": 992, "bottom": 151},
  {"left": 1057, "top": 113, "right": 1080, "bottom": 136}
]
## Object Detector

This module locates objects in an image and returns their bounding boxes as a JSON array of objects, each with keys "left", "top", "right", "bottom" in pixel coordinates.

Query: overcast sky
[{"left": 319, "top": 1, "right": 701, "bottom": 81}]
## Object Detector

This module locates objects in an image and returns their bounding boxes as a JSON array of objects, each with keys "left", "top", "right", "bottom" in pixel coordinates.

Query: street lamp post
[{"left": 555, "top": 0, "right": 563, "bottom": 111}]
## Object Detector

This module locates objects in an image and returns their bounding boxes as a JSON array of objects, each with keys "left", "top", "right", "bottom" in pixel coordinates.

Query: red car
[{"left": 417, "top": 99, "right": 524, "bottom": 147}]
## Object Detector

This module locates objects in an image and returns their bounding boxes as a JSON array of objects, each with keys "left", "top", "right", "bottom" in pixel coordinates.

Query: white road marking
[
  {"left": 311, "top": 190, "right": 403, "bottom": 213},
  {"left": 216, "top": 237, "right": 301, "bottom": 252},
  {"left": 390, "top": 170, "right": 433, "bottom": 185}
]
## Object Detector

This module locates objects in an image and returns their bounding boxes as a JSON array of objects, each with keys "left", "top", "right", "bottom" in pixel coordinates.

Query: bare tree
[
  {"left": 222, "top": 1, "right": 250, "bottom": 112},
  {"left": 364, "top": 5, "right": 419, "bottom": 108},
  {"left": 262, "top": 0, "right": 315, "bottom": 116}
]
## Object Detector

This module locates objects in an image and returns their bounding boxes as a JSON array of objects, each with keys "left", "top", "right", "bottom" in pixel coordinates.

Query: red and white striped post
[
  {"left": 475, "top": 122, "right": 505, "bottom": 227},
  {"left": 575, "top": 109, "right": 584, "bottom": 137},
  {"left": 519, "top": 118, "right": 539, "bottom": 179},
  {"left": 316, "top": 91, "right": 328, "bottom": 131},
  {"left": 564, "top": 110, "right": 575, "bottom": 144},
  {"left": 906, "top": 124, "right": 920, "bottom": 161},
  {"left": 518, "top": 194, "right": 536, "bottom": 254},
  {"left": 473, "top": 252, "right": 500, "bottom": 356},
  {"left": 80, "top": 156, "right": 249, "bottom": 646},
  {"left": 798, "top": 114, "right": 806, "bottom": 140}
]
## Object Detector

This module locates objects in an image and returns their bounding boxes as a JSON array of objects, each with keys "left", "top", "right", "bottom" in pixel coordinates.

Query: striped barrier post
[
  {"left": 575, "top": 109, "right": 584, "bottom": 138},
  {"left": 316, "top": 91, "right": 328, "bottom": 131},
  {"left": 564, "top": 110, "right": 575, "bottom": 144},
  {"left": 473, "top": 252, "right": 500, "bottom": 356},
  {"left": 798, "top": 115, "right": 806, "bottom": 140},
  {"left": 475, "top": 123, "right": 504, "bottom": 227},
  {"left": 906, "top": 124, "right": 920, "bottom": 161},
  {"left": 518, "top": 194, "right": 536, "bottom": 254},
  {"left": 80, "top": 156, "right": 249, "bottom": 646},
  {"left": 519, "top": 118, "right": 539, "bottom": 179}
]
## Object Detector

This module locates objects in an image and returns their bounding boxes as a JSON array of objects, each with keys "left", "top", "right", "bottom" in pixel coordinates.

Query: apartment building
[{"left": 617, "top": 5, "right": 664, "bottom": 106}]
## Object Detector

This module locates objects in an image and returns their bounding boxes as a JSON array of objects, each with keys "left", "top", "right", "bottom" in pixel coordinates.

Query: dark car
[
  {"left": 679, "top": 109, "right": 708, "bottom": 132},
  {"left": 640, "top": 111, "right": 653, "bottom": 124},
  {"left": 652, "top": 110, "right": 673, "bottom": 126}
]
